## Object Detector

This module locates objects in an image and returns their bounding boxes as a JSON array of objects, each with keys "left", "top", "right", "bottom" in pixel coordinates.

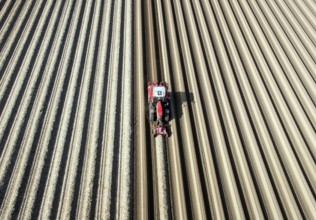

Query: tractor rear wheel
[
  {"left": 164, "top": 109, "right": 170, "bottom": 121},
  {"left": 149, "top": 106, "right": 155, "bottom": 121}
]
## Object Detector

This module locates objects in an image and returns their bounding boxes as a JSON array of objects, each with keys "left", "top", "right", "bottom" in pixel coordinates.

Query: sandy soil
[{"left": 0, "top": 0, "right": 315, "bottom": 219}]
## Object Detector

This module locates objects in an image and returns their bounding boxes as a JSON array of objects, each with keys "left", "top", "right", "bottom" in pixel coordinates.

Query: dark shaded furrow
[
  {"left": 141, "top": 0, "right": 316, "bottom": 219},
  {"left": 0, "top": 0, "right": 37, "bottom": 82},
  {"left": 0, "top": 0, "right": 315, "bottom": 219}
]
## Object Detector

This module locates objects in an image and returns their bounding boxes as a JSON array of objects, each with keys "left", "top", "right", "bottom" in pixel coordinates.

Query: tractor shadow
[
  {"left": 165, "top": 91, "right": 194, "bottom": 137},
  {"left": 145, "top": 91, "right": 194, "bottom": 137},
  {"left": 170, "top": 91, "right": 194, "bottom": 120}
]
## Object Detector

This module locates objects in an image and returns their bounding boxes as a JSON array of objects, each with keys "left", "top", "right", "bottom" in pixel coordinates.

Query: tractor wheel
[
  {"left": 164, "top": 109, "right": 170, "bottom": 122},
  {"left": 149, "top": 108, "right": 155, "bottom": 121}
]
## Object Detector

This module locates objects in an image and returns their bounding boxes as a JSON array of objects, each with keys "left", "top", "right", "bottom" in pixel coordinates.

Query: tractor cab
[
  {"left": 152, "top": 86, "right": 166, "bottom": 101},
  {"left": 147, "top": 82, "right": 170, "bottom": 136}
]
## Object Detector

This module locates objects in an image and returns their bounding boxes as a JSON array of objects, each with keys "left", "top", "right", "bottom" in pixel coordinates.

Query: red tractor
[{"left": 147, "top": 82, "right": 170, "bottom": 136}]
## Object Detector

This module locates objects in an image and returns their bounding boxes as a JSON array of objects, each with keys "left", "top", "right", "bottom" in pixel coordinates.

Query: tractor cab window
[{"left": 153, "top": 86, "right": 166, "bottom": 98}]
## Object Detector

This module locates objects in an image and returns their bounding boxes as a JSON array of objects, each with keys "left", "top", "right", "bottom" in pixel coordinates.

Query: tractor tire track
[{"left": 154, "top": 136, "right": 170, "bottom": 219}]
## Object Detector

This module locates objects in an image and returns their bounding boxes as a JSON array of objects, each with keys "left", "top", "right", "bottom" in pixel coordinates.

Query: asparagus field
[{"left": 1, "top": 0, "right": 316, "bottom": 219}]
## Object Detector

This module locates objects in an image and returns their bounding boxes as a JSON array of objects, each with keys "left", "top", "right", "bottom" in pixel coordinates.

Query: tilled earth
[{"left": 1, "top": 0, "right": 316, "bottom": 219}]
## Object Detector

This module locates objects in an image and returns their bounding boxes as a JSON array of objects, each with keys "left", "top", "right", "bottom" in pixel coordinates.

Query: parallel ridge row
[
  {"left": 0, "top": 0, "right": 133, "bottom": 219},
  {"left": 140, "top": 0, "right": 316, "bottom": 219}
]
